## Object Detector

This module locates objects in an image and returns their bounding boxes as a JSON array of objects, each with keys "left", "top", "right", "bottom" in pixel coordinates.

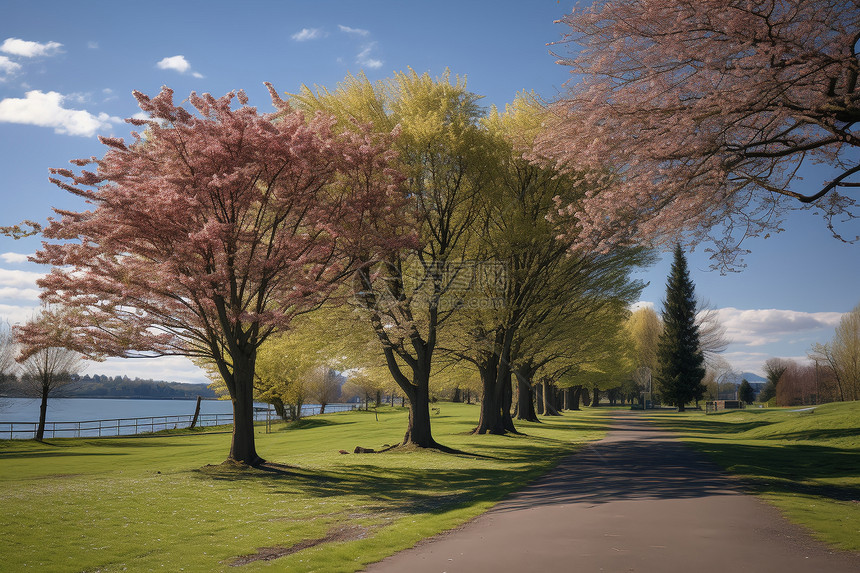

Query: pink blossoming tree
[
  {"left": 21, "top": 86, "right": 407, "bottom": 465},
  {"left": 538, "top": 0, "right": 859, "bottom": 269}
]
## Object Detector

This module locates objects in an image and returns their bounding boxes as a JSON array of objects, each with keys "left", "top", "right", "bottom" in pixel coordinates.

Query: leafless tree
[
  {"left": 696, "top": 299, "right": 730, "bottom": 368},
  {"left": 0, "top": 321, "right": 17, "bottom": 406},
  {"left": 305, "top": 366, "right": 342, "bottom": 415},
  {"left": 809, "top": 302, "right": 860, "bottom": 402},
  {"left": 17, "top": 345, "right": 84, "bottom": 440}
]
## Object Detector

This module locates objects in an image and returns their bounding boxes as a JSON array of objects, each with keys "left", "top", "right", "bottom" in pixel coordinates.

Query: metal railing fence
[{"left": 1, "top": 403, "right": 356, "bottom": 440}]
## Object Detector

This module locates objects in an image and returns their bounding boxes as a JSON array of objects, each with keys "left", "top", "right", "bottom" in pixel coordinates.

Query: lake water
[
  {"left": 0, "top": 397, "right": 235, "bottom": 422},
  {"left": 0, "top": 397, "right": 355, "bottom": 439}
]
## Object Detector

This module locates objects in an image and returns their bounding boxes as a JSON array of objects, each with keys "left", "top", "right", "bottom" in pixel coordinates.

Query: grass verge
[
  {"left": 0, "top": 403, "right": 607, "bottom": 572},
  {"left": 644, "top": 401, "right": 860, "bottom": 551}
]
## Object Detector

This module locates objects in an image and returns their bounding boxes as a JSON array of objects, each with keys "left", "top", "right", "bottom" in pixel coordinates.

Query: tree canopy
[
  {"left": 539, "top": 0, "right": 859, "bottom": 270},
  {"left": 19, "top": 86, "right": 407, "bottom": 465}
]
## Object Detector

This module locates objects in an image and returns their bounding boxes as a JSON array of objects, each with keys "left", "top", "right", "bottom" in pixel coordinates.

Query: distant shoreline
[{"left": 1, "top": 395, "right": 220, "bottom": 401}]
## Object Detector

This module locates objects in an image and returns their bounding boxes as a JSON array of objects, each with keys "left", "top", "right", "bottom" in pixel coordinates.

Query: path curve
[{"left": 363, "top": 411, "right": 860, "bottom": 573}]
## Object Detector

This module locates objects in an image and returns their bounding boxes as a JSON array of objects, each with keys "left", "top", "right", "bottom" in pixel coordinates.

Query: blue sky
[{"left": 1, "top": 0, "right": 857, "bottom": 383}]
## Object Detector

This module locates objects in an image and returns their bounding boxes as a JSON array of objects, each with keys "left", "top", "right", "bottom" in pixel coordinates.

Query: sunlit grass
[
  {"left": 0, "top": 403, "right": 608, "bottom": 572},
  {"left": 644, "top": 401, "right": 860, "bottom": 551}
]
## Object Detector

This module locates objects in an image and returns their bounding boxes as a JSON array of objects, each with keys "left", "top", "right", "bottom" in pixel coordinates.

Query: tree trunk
[
  {"left": 591, "top": 388, "right": 600, "bottom": 407},
  {"left": 535, "top": 383, "right": 544, "bottom": 415},
  {"left": 319, "top": 401, "right": 327, "bottom": 415},
  {"left": 569, "top": 385, "right": 582, "bottom": 411},
  {"left": 475, "top": 359, "right": 505, "bottom": 434},
  {"left": 271, "top": 398, "right": 288, "bottom": 420},
  {"left": 189, "top": 395, "right": 202, "bottom": 429},
  {"left": 401, "top": 365, "right": 438, "bottom": 447},
  {"left": 452, "top": 386, "right": 462, "bottom": 403},
  {"left": 542, "top": 381, "right": 562, "bottom": 416},
  {"left": 36, "top": 385, "right": 49, "bottom": 441},
  {"left": 502, "top": 371, "right": 517, "bottom": 433},
  {"left": 228, "top": 363, "right": 263, "bottom": 466},
  {"left": 515, "top": 367, "right": 539, "bottom": 422}
]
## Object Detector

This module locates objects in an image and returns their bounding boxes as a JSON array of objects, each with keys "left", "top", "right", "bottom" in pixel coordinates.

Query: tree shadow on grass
[
  {"left": 650, "top": 417, "right": 775, "bottom": 435},
  {"left": 192, "top": 460, "right": 530, "bottom": 516},
  {"left": 771, "top": 428, "right": 860, "bottom": 441},
  {"left": 0, "top": 450, "right": 126, "bottom": 460},
  {"left": 687, "top": 440, "right": 860, "bottom": 483},
  {"left": 278, "top": 418, "right": 348, "bottom": 431},
  {"left": 0, "top": 437, "right": 206, "bottom": 459}
]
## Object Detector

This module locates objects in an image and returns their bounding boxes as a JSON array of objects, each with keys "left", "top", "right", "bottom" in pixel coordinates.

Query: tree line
[
  {"left": 3, "top": 0, "right": 857, "bottom": 464},
  {"left": 756, "top": 304, "right": 860, "bottom": 406},
  {"left": 0, "top": 374, "right": 217, "bottom": 400}
]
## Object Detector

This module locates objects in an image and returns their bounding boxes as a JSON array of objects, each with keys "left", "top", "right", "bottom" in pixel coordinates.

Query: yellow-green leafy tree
[{"left": 292, "top": 70, "right": 492, "bottom": 449}]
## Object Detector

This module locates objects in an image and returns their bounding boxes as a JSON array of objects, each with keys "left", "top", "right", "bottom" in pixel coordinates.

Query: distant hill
[
  {"left": 738, "top": 372, "right": 767, "bottom": 392},
  {"left": 3, "top": 374, "right": 216, "bottom": 400}
]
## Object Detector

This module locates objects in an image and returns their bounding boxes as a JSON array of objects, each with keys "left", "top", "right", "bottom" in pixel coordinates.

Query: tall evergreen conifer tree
[{"left": 656, "top": 245, "right": 705, "bottom": 411}]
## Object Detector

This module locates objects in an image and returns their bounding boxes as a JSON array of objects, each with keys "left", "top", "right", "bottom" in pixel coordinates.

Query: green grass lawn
[
  {"left": 644, "top": 401, "right": 860, "bottom": 551},
  {"left": 0, "top": 403, "right": 607, "bottom": 572}
]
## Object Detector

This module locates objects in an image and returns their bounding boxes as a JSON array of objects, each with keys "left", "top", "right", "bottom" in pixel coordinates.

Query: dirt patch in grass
[{"left": 229, "top": 523, "right": 371, "bottom": 566}]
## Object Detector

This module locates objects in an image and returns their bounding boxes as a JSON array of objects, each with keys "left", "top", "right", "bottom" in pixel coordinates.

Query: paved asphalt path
[{"left": 363, "top": 411, "right": 860, "bottom": 573}]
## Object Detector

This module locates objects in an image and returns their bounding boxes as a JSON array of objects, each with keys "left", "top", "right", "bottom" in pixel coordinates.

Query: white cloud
[
  {"left": 721, "top": 350, "right": 813, "bottom": 377},
  {"left": 0, "top": 287, "right": 40, "bottom": 300},
  {"left": 0, "top": 90, "right": 119, "bottom": 136},
  {"left": 0, "top": 37, "right": 63, "bottom": 58},
  {"left": 0, "top": 252, "right": 32, "bottom": 264},
  {"left": 631, "top": 304, "right": 844, "bottom": 375},
  {"left": 157, "top": 55, "right": 192, "bottom": 73},
  {"left": 87, "top": 41, "right": 99, "bottom": 49},
  {"left": 0, "top": 55, "right": 21, "bottom": 76},
  {"left": 630, "top": 300, "right": 655, "bottom": 312},
  {"left": 156, "top": 55, "right": 203, "bottom": 78},
  {"left": 96, "top": 355, "right": 211, "bottom": 385},
  {"left": 0, "top": 268, "right": 44, "bottom": 288},
  {"left": 356, "top": 43, "right": 383, "bottom": 69},
  {"left": 0, "top": 266, "right": 42, "bottom": 325},
  {"left": 0, "top": 303, "right": 38, "bottom": 325},
  {"left": 338, "top": 25, "right": 369, "bottom": 36},
  {"left": 291, "top": 28, "right": 324, "bottom": 41},
  {"left": 713, "top": 307, "right": 843, "bottom": 347},
  {"left": 67, "top": 92, "right": 90, "bottom": 104}
]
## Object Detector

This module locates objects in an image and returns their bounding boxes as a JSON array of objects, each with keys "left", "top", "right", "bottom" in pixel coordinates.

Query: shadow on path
[{"left": 363, "top": 411, "right": 860, "bottom": 573}]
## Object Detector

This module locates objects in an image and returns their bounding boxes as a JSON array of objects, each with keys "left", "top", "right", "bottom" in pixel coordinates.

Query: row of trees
[
  {"left": 9, "top": 0, "right": 857, "bottom": 461},
  {"left": 10, "top": 72, "right": 648, "bottom": 464}
]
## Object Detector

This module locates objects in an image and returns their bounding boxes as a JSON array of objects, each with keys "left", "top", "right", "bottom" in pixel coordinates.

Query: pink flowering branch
[
  {"left": 33, "top": 85, "right": 411, "bottom": 464},
  {"left": 536, "top": 0, "right": 859, "bottom": 270}
]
